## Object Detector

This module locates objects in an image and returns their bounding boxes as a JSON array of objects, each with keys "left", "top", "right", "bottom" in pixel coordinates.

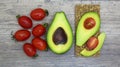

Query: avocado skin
[
  {"left": 80, "top": 32, "right": 106, "bottom": 57},
  {"left": 47, "top": 12, "right": 73, "bottom": 54},
  {"left": 76, "top": 12, "right": 100, "bottom": 47}
]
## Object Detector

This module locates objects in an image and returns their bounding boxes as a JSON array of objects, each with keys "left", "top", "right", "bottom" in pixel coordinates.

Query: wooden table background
[{"left": 0, "top": 0, "right": 120, "bottom": 67}]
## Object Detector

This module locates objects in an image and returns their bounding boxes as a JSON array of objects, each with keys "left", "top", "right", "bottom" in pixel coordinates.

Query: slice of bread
[{"left": 75, "top": 4, "right": 100, "bottom": 57}]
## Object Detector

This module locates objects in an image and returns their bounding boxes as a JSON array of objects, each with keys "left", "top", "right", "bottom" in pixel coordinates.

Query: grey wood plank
[
  {"left": 0, "top": 1, "right": 120, "bottom": 67},
  {"left": 0, "top": 0, "right": 18, "bottom": 3}
]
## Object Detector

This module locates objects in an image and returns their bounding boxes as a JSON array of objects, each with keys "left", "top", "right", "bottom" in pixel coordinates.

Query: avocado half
[
  {"left": 80, "top": 32, "right": 106, "bottom": 57},
  {"left": 76, "top": 12, "right": 100, "bottom": 47},
  {"left": 47, "top": 12, "right": 73, "bottom": 54}
]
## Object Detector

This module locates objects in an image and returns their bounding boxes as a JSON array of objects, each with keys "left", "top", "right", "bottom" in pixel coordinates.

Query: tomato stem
[
  {"left": 11, "top": 31, "right": 13, "bottom": 35},
  {"left": 11, "top": 31, "right": 17, "bottom": 42},
  {"left": 43, "top": 23, "right": 48, "bottom": 28},
  {"left": 16, "top": 15, "right": 21, "bottom": 19},
  {"left": 44, "top": 9, "right": 49, "bottom": 16},
  {"left": 11, "top": 31, "right": 15, "bottom": 40},
  {"left": 44, "top": 47, "right": 48, "bottom": 51},
  {"left": 32, "top": 54, "right": 38, "bottom": 58}
]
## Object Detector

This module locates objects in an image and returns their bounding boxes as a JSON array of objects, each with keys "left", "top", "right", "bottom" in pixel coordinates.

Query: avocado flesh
[
  {"left": 80, "top": 32, "right": 106, "bottom": 57},
  {"left": 47, "top": 12, "right": 73, "bottom": 54},
  {"left": 76, "top": 12, "right": 100, "bottom": 46}
]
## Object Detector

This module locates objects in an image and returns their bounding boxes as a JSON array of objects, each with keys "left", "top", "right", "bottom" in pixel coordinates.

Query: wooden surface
[
  {"left": 75, "top": 4, "right": 100, "bottom": 56},
  {"left": 0, "top": 0, "right": 120, "bottom": 67}
]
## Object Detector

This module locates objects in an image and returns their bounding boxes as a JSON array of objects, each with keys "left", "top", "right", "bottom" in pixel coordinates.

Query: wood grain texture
[{"left": 0, "top": 0, "right": 120, "bottom": 67}]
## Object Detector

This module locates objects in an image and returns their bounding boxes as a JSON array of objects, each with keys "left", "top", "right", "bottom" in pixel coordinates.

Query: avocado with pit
[
  {"left": 80, "top": 32, "right": 106, "bottom": 57},
  {"left": 47, "top": 12, "right": 73, "bottom": 54},
  {"left": 76, "top": 12, "right": 100, "bottom": 47}
]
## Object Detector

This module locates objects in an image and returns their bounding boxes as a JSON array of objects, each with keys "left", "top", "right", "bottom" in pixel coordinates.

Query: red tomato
[
  {"left": 32, "top": 37, "right": 47, "bottom": 51},
  {"left": 23, "top": 43, "right": 38, "bottom": 57},
  {"left": 84, "top": 17, "right": 96, "bottom": 29},
  {"left": 30, "top": 8, "right": 46, "bottom": 21},
  {"left": 32, "top": 24, "right": 46, "bottom": 37},
  {"left": 17, "top": 15, "right": 33, "bottom": 29},
  {"left": 14, "top": 30, "right": 31, "bottom": 41},
  {"left": 86, "top": 37, "right": 99, "bottom": 50}
]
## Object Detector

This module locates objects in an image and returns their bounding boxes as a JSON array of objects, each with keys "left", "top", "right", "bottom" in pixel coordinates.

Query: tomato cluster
[{"left": 13, "top": 8, "right": 48, "bottom": 58}]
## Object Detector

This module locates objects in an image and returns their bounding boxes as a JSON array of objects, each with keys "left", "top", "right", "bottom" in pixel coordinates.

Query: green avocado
[
  {"left": 47, "top": 12, "right": 73, "bottom": 54},
  {"left": 80, "top": 32, "right": 106, "bottom": 57},
  {"left": 76, "top": 12, "right": 100, "bottom": 46}
]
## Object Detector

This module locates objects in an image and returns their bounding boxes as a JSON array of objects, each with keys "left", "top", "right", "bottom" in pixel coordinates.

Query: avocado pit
[
  {"left": 84, "top": 17, "right": 96, "bottom": 29},
  {"left": 53, "top": 27, "right": 67, "bottom": 45}
]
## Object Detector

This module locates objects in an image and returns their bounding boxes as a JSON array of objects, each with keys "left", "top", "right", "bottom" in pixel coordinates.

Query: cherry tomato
[
  {"left": 23, "top": 43, "right": 38, "bottom": 57},
  {"left": 32, "top": 37, "right": 47, "bottom": 51},
  {"left": 30, "top": 8, "right": 47, "bottom": 21},
  {"left": 84, "top": 17, "right": 96, "bottom": 29},
  {"left": 32, "top": 24, "right": 46, "bottom": 37},
  {"left": 17, "top": 15, "right": 33, "bottom": 29},
  {"left": 86, "top": 37, "right": 99, "bottom": 50},
  {"left": 14, "top": 30, "right": 31, "bottom": 41}
]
